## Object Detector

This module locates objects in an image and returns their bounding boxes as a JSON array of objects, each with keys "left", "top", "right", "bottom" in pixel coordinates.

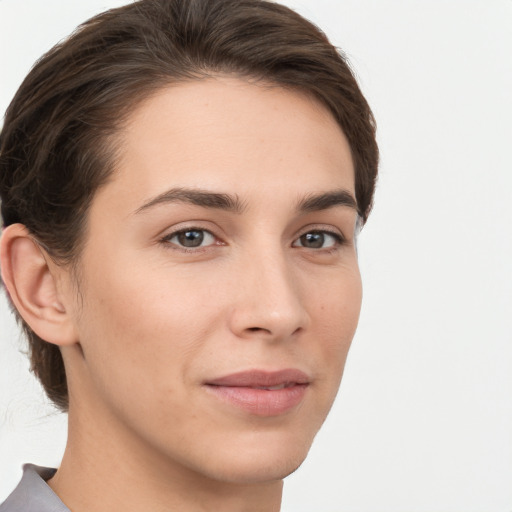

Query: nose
[{"left": 228, "top": 248, "right": 310, "bottom": 341}]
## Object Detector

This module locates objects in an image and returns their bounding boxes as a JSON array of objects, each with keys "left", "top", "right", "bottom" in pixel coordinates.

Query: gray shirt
[{"left": 0, "top": 465, "right": 69, "bottom": 512}]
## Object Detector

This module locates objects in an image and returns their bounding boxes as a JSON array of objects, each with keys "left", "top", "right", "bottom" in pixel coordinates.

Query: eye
[
  {"left": 164, "top": 228, "right": 216, "bottom": 249},
  {"left": 293, "top": 230, "right": 342, "bottom": 249}
]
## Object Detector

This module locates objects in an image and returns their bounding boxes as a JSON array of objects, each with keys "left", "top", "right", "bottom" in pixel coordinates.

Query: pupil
[
  {"left": 301, "top": 232, "right": 324, "bottom": 248},
  {"left": 178, "top": 230, "right": 204, "bottom": 247}
]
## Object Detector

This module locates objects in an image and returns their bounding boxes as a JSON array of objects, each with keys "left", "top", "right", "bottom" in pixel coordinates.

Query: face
[{"left": 63, "top": 77, "right": 362, "bottom": 484}]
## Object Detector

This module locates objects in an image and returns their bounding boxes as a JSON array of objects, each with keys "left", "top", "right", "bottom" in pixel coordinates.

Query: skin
[{"left": 1, "top": 76, "right": 362, "bottom": 512}]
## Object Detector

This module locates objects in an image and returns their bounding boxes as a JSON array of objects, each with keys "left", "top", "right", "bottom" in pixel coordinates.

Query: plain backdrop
[{"left": 1, "top": 1, "right": 511, "bottom": 511}]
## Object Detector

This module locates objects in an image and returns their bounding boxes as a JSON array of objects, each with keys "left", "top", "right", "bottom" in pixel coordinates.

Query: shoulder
[{"left": 0, "top": 464, "right": 69, "bottom": 512}]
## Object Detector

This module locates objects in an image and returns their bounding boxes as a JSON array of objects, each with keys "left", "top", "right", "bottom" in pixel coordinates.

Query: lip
[{"left": 203, "top": 369, "right": 310, "bottom": 416}]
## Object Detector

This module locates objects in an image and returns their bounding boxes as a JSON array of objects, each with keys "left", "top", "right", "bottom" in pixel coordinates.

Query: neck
[{"left": 48, "top": 400, "right": 283, "bottom": 512}]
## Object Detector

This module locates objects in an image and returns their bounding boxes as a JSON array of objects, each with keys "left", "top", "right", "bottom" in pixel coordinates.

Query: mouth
[
  {"left": 251, "top": 383, "right": 294, "bottom": 390},
  {"left": 203, "top": 369, "right": 310, "bottom": 416}
]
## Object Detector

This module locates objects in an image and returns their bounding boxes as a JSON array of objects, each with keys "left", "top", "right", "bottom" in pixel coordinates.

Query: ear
[{"left": 0, "top": 223, "right": 78, "bottom": 346}]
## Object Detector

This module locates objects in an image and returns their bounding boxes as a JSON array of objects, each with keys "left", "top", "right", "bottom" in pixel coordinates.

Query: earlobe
[{"left": 0, "top": 223, "right": 78, "bottom": 346}]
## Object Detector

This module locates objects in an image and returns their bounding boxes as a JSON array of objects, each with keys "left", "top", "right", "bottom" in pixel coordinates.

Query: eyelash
[{"left": 159, "top": 226, "right": 346, "bottom": 253}]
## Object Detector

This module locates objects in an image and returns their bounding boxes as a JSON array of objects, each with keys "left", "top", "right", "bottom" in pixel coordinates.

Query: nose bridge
[{"left": 229, "top": 240, "right": 309, "bottom": 340}]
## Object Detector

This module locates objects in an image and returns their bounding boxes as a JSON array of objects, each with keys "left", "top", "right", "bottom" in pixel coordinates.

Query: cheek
[
  {"left": 78, "top": 253, "right": 239, "bottom": 386},
  {"left": 313, "top": 264, "right": 362, "bottom": 338},
  {"left": 74, "top": 260, "right": 216, "bottom": 399},
  {"left": 309, "top": 267, "right": 362, "bottom": 380}
]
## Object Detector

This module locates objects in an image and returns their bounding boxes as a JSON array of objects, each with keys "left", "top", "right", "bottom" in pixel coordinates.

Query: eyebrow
[
  {"left": 134, "top": 187, "right": 358, "bottom": 215},
  {"left": 134, "top": 187, "right": 246, "bottom": 214},
  {"left": 297, "top": 189, "right": 358, "bottom": 213}
]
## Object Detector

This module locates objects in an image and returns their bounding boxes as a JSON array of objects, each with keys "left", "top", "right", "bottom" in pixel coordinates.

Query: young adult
[{"left": 0, "top": 0, "right": 378, "bottom": 510}]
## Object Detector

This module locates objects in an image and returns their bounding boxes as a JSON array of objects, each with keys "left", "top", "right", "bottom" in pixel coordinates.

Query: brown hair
[{"left": 0, "top": 0, "right": 378, "bottom": 411}]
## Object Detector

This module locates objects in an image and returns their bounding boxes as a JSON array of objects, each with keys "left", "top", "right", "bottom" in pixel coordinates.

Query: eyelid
[
  {"left": 294, "top": 224, "right": 346, "bottom": 242},
  {"left": 157, "top": 219, "right": 221, "bottom": 240}
]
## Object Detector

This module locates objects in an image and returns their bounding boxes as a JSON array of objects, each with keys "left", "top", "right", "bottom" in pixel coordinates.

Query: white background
[{"left": 1, "top": 1, "right": 511, "bottom": 511}]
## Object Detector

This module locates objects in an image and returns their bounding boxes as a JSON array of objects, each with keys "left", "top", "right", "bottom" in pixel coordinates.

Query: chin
[
  {"left": 187, "top": 428, "right": 316, "bottom": 485},
  {"left": 206, "top": 452, "right": 307, "bottom": 485}
]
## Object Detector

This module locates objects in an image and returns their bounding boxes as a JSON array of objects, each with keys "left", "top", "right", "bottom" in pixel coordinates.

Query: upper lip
[{"left": 204, "top": 369, "right": 310, "bottom": 387}]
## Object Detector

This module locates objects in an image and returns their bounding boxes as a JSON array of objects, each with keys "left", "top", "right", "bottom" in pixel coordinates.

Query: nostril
[{"left": 247, "top": 327, "right": 270, "bottom": 333}]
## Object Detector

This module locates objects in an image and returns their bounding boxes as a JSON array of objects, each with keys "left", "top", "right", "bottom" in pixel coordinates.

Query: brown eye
[
  {"left": 293, "top": 231, "right": 340, "bottom": 249},
  {"left": 178, "top": 230, "right": 204, "bottom": 247},
  {"left": 166, "top": 229, "right": 215, "bottom": 248},
  {"left": 300, "top": 232, "right": 324, "bottom": 248}
]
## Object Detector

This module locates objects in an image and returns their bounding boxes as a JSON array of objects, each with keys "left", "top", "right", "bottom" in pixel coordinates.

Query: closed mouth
[
  {"left": 204, "top": 368, "right": 310, "bottom": 388},
  {"left": 203, "top": 369, "right": 310, "bottom": 416}
]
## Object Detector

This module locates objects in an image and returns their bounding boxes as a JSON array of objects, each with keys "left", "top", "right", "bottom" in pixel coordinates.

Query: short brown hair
[{"left": 0, "top": 0, "right": 378, "bottom": 411}]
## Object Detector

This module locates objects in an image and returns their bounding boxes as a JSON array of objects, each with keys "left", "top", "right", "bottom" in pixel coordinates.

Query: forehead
[{"left": 96, "top": 76, "right": 355, "bottom": 214}]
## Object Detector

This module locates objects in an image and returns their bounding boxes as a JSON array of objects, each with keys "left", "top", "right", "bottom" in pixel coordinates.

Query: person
[{"left": 0, "top": 0, "right": 378, "bottom": 510}]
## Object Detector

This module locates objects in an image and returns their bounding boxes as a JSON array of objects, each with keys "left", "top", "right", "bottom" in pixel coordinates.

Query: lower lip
[{"left": 204, "top": 384, "right": 308, "bottom": 416}]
